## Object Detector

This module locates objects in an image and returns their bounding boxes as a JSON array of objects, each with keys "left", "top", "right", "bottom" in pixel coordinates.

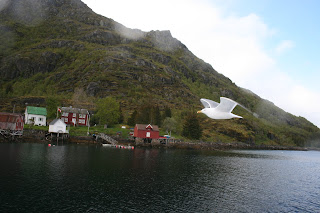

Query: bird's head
[{"left": 197, "top": 108, "right": 207, "bottom": 114}]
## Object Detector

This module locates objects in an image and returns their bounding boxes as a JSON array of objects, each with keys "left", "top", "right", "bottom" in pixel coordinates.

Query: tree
[
  {"left": 5, "top": 83, "right": 13, "bottom": 95},
  {"left": 162, "top": 117, "right": 177, "bottom": 135},
  {"left": 118, "top": 105, "right": 124, "bottom": 124},
  {"left": 182, "top": 113, "right": 202, "bottom": 139},
  {"left": 46, "top": 97, "right": 61, "bottom": 119},
  {"left": 153, "top": 105, "right": 162, "bottom": 126},
  {"left": 136, "top": 104, "right": 152, "bottom": 124},
  {"left": 127, "top": 110, "right": 137, "bottom": 126},
  {"left": 163, "top": 106, "right": 172, "bottom": 118},
  {"left": 95, "top": 97, "right": 120, "bottom": 126}
]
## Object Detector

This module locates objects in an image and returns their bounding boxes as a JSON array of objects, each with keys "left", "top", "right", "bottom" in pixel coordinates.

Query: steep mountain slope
[{"left": 0, "top": 0, "right": 319, "bottom": 146}]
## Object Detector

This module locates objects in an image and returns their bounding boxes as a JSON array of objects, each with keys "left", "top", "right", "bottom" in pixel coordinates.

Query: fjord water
[{"left": 0, "top": 143, "right": 319, "bottom": 212}]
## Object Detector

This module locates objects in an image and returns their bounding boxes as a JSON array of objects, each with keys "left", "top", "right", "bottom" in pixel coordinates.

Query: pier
[{"left": 96, "top": 133, "right": 118, "bottom": 145}]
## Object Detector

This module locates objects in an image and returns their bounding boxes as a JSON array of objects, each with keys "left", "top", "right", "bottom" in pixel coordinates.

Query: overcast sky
[{"left": 82, "top": 0, "right": 320, "bottom": 127}]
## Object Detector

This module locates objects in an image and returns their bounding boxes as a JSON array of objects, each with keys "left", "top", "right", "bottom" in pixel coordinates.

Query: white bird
[{"left": 197, "top": 97, "right": 243, "bottom": 119}]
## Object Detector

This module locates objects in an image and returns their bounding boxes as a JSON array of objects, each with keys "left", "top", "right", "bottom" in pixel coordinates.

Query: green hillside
[{"left": 1, "top": 0, "right": 319, "bottom": 147}]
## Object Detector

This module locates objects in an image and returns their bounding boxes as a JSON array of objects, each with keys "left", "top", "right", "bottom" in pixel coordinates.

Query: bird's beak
[{"left": 197, "top": 110, "right": 202, "bottom": 114}]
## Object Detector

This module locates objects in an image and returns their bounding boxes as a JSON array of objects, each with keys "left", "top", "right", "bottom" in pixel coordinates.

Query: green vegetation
[
  {"left": 162, "top": 117, "right": 178, "bottom": 135},
  {"left": 182, "top": 112, "right": 202, "bottom": 140},
  {"left": 24, "top": 124, "right": 131, "bottom": 139},
  {"left": 0, "top": 0, "right": 319, "bottom": 147},
  {"left": 69, "top": 125, "right": 130, "bottom": 138},
  {"left": 94, "top": 97, "right": 120, "bottom": 127}
]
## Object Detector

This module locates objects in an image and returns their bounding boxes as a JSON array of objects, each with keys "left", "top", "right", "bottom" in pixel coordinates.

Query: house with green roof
[{"left": 25, "top": 106, "right": 47, "bottom": 126}]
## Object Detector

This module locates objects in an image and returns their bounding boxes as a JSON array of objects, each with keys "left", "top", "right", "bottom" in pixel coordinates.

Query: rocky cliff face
[
  {"left": 0, "top": 0, "right": 319, "bottom": 146},
  {"left": 1, "top": 0, "right": 92, "bottom": 25}
]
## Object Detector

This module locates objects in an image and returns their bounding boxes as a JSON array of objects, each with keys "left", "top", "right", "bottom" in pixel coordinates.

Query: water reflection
[{"left": 0, "top": 144, "right": 320, "bottom": 212}]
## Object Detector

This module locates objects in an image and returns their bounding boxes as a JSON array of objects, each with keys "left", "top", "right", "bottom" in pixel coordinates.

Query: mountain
[{"left": 0, "top": 0, "right": 319, "bottom": 147}]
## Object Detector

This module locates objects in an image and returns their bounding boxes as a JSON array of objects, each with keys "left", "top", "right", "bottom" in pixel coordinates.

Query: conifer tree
[
  {"left": 153, "top": 105, "right": 162, "bottom": 126},
  {"left": 118, "top": 105, "right": 124, "bottom": 124},
  {"left": 136, "top": 105, "right": 152, "bottom": 124},
  {"left": 127, "top": 110, "right": 137, "bottom": 126},
  {"left": 163, "top": 106, "right": 172, "bottom": 118},
  {"left": 182, "top": 113, "right": 202, "bottom": 139}
]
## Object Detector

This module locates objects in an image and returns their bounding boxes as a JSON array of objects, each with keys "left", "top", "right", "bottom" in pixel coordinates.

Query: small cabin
[
  {"left": 134, "top": 124, "right": 159, "bottom": 139},
  {"left": 25, "top": 106, "right": 47, "bottom": 126},
  {"left": 0, "top": 112, "right": 24, "bottom": 136},
  {"left": 49, "top": 119, "right": 69, "bottom": 134},
  {"left": 60, "top": 106, "right": 89, "bottom": 126}
]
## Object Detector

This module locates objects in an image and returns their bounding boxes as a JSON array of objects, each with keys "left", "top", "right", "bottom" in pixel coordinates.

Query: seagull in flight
[{"left": 197, "top": 97, "right": 243, "bottom": 119}]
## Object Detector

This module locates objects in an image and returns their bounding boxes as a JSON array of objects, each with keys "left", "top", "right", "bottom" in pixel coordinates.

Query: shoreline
[
  {"left": 135, "top": 141, "right": 309, "bottom": 151},
  {"left": 0, "top": 129, "right": 312, "bottom": 151},
  {"left": 0, "top": 134, "right": 309, "bottom": 151}
]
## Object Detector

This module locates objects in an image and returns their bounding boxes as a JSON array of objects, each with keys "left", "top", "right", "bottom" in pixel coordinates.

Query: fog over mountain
[{"left": 1, "top": 0, "right": 319, "bottom": 147}]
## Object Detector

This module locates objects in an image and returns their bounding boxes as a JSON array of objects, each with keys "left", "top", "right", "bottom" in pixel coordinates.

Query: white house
[
  {"left": 25, "top": 106, "right": 47, "bottom": 126},
  {"left": 49, "top": 119, "right": 69, "bottom": 134}
]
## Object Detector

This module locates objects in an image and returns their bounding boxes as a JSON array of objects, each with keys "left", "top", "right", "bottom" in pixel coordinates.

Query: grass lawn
[{"left": 24, "top": 124, "right": 133, "bottom": 139}]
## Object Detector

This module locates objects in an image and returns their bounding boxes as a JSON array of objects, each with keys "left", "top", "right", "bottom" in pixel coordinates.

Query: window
[
  {"left": 62, "top": 112, "right": 68, "bottom": 117},
  {"left": 146, "top": 132, "right": 150, "bottom": 138},
  {"left": 39, "top": 117, "right": 43, "bottom": 121},
  {"left": 65, "top": 118, "right": 68, "bottom": 122},
  {"left": 72, "top": 113, "right": 76, "bottom": 118}
]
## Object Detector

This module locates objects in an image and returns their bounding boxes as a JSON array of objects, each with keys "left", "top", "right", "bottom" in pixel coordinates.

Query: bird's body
[{"left": 197, "top": 97, "right": 243, "bottom": 119}]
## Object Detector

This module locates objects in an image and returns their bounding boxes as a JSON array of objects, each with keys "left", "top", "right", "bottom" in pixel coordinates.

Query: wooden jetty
[{"left": 96, "top": 133, "right": 118, "bottom": 145}]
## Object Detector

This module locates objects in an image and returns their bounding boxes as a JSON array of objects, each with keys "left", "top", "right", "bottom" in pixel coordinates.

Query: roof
[
  {"left": 26, "top": 106, "right": 47, "bottom": 116},
  {"left": 61, "top": 107, "right": 89, "bottom": 114},
  {"left": 0, "top": 112, "right": 23, "bottom": 122},
  {"left": 135, "top": 124, "right": 159, "bottom": 131},
  {"left": 49, "top": 119, "right": 66, "bottom": 126}
]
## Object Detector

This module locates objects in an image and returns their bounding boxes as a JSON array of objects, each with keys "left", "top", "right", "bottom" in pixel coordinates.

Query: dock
[{"left": 96, "top": 133, "right": 118, "bottom": 145}]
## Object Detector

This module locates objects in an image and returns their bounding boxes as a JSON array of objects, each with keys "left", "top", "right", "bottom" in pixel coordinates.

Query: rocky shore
[
  {"left": 0, "top": 129, "right": 308, "bottom": 151},
  {"left": 135, "top": 141, "right": 308, "bottom": 151}
]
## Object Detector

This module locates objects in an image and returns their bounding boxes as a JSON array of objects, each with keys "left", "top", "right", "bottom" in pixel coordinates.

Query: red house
[
  {"left": 134, "top": 124, "right": 159, "bottom": 139},
  {"left": 0, "top": 112, "right": 24, "bottom": 136},
  {"left": 60, "top": 107, "right": 89, "bottom": 126}
]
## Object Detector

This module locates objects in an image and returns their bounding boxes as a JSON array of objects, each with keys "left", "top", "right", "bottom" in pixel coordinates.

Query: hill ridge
[{"left": 0, "top": 0, "right": 319, "bottom": 147}]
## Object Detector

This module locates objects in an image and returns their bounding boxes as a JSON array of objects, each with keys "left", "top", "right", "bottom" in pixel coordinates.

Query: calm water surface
[{"left": 0, "top": 143, "right": 320, "bottom": 212}]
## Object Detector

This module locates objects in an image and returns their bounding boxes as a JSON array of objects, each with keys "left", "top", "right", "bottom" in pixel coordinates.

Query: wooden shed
[
  {"left": 0, "top": 112, "right": 24, "bottom": 136},
  {"left": 49, "top": 119, "right": 69, "bottom": 134},
  {"left": 134, "top": 124, "right": 159, "bottom": 139}
]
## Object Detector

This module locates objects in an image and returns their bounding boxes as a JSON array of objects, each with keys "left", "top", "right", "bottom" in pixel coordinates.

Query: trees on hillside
[
  {"left": 131, "top": 103, "right": 163, "bottom": 126},
  {"left": 95, "top": 97, "right": 120, "bottom": 127},
  {"left": 46, "top": 97, "right": 61, "bottom": 119},
  {"left": 182, "top": 112, "right": 202, "bottom": 140},
  {"left": 163, "top": 106, "right": 172, "bottom": 119},
  {"left": 127, "top": 110, "right": 137, "bottom": 126},
  {"left": 162, "top": 117, "right": 177, "bottom": 135}
]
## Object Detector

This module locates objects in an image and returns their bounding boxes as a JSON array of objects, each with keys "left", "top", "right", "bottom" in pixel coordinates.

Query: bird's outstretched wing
[
  {"left": 215, "top": 97, "right": 238, "bottom": 113},
  {"left": 200, "top": 98, "right": 219, "bottom": 108}
]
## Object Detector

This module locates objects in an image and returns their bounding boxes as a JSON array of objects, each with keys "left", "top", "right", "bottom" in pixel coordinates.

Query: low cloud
[
  {"left": 83, "top": 0, "right": 320, "bottom": 127},
  {"left": 0, "top": 0, "right": 10, "bottom": 12},
  {"left": 275, "top": 40, "right": 295, "bottom": 55},
  {"left": 3, "top": 0, "right": 48, "bottom": 26}
]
